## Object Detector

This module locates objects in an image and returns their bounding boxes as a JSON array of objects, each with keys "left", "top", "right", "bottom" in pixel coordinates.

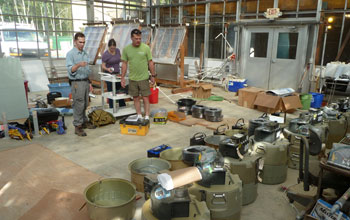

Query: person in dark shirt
[{"left": 102, "top": 38, "right": 126, "bottom": 108}]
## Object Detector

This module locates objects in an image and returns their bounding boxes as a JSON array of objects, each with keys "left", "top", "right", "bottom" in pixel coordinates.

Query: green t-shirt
[{"left": 121, "top": 43, "right": 152, "bottom": 81}]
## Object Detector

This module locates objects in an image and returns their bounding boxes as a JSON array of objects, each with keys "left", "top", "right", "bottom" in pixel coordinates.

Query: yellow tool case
[{"left": 119, "top": 117, "right": 150, "bottom": 136}]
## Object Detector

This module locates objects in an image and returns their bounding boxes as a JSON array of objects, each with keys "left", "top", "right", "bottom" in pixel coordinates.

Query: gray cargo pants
[{"left": 71, "top": 81, "right": 89, "bottom": 127}]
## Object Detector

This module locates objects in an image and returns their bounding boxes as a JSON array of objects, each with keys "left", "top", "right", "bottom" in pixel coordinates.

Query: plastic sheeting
[
  {"left": 109, "top": 24, "right": 139, "bottom": 52},
  {"left": 21, "top": 60, "right": 49, "bottom": 92},
  {"left": 141, "top": 27, "right": 152, "bottom": 44},
  {"left": 323, "top": 62, "right": 350, "bottom": 79},
  {"left": 0, "top": 58, "right": 29, "bottom": 121},
  {"left": 151, "top": 27, "right": 186, "bottom": 64},
  {"left": 84, "top": 26, "right": 106, "bottom": 64}
]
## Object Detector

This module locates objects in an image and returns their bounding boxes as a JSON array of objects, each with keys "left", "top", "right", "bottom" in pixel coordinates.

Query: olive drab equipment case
[{"left": 88, "top": 109, "right": 116, "bottom": 127}]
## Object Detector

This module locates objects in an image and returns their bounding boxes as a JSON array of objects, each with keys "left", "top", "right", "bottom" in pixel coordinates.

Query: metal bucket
[
  {"left": 128, "top": 158, "right": 171, "bottom": 192},
  {"left": 84, "top": 178, "right": 136, "bottom": 220},
  {"left": 160, "top": 148, "right": 189, "bottom": 171}
]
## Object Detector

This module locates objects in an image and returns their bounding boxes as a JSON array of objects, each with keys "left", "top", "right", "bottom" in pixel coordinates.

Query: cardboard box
[
  {"left": 238, "top": 87, "right": 265, "bottom": 109},
  {"left": 254, "top": 92, "right": 302, "bottom": 113},
  {"left": 191, "top": 83, "right": 213, "bottom": 99},
  {"left": 53, "top": 97, "right": 72, "bottom": 108}
]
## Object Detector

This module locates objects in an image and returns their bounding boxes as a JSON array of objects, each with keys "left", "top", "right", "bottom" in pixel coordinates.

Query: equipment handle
[
  {"left": 256, "top": 145, "right": 266, "bottom": 154},
  {"left": 211, "top": 193, "right": 227, "bottom": 205},
  {"left": 193, "top": 132, "right": 206, "bottom": 139},
  {"left": 260, "top": 113, "right": 268, "bottom": 118},
  {"left": 234, "top": 118, "right": 245, "bottom": 127},
  {"left": 215, "top": 124, "right": 229, "bottom": 134}
]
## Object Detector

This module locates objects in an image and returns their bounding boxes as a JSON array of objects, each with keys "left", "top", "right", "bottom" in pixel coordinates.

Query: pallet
[
  {"left": 175, "top": 115, "right": 238, "bottom": 131},
  {"left": 91, "top": 79, "right": 107, "bottom": 89}
]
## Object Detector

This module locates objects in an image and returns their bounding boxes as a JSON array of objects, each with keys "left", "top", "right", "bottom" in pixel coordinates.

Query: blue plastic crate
[
  {"left": 310, "top": 92, "right": 324, "bottom": 108},
  {"left": 48, "top": 83, "right": 71, "bottom": 97},
  {"left": 228, "top": 79, "right": 247, "bottom": 92}
]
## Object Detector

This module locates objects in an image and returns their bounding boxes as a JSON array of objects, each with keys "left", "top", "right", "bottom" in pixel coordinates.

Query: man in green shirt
[{"left": 121, "top": 29, "right": 156, "bottom": 122}]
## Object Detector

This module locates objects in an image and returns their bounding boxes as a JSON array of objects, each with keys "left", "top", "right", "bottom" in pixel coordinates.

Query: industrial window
[
  {"left": 250, "top": 32, "right": 268, "bottom": 58},
  {"left": 277, "top": 33, "right": 298, "bottom": 59}
]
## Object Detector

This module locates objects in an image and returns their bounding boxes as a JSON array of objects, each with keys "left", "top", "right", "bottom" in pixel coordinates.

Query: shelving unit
[{"left": 99, "top": 72, "right": 136, "bottom": 117}]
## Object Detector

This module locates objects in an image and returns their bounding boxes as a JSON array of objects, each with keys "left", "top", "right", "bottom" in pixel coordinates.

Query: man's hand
[
  {"left": 89, "top": 84, "right": 93, "bottom": 92},
  {"left": 150, "top": 76, "right": 155, "bottom": 85},
  {"left": 79, "top": 61, "right": 88, "bottom": 67},
  {"left": 121, "top": 77, "right": 126, "bottom": 88},
  {"left": 108, "top": 68, "right": 113, "bottom": 73}
]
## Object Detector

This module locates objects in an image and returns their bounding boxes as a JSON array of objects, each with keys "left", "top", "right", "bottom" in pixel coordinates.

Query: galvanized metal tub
[
  {"left": 160, "top": 148, "right": 189, "bottom": 171},
  {"left": 84, "top": 178, "right": 136, "bottom": 220},
  {"left": 204, "top": 135, "right": 227, "bottom": 150},
  {"left": 128, "top": 158, "right": 171, "bottom": 192}
]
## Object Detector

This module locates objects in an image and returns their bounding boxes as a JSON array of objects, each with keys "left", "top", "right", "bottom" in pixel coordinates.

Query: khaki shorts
[{"left": 128, "top": 79, "right": 151, "bottom": 97}]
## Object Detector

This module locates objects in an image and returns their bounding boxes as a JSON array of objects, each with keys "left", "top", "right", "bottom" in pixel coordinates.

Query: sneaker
[
  {"left": 137, "top": 115, "right": 144, "bottom": 124},
  {"left": 144, "top": 116, "right": 150, "bottom": 124},
  {"left": 75, "top": 126, "right": 87, "bottom": 136}
]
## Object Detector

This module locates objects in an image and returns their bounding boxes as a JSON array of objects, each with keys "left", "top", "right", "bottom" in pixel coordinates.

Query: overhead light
[
  {"left": 139, "top": 19, "right": 144, "bottom": 23},
  {"left": 327, "top": 25, "right": 332, "bottom": 30},
  {"left": 328, "top": 17, "right": 334, "bottom": 23},
  {"left": 193, "top": 20, "right": 198, "bottom": 25},
  {"left": 345, "top": 14, "right": 350, "bottom": 18},
  {"left": 185, "top": 23, "right": 190, "bottom": 26}
]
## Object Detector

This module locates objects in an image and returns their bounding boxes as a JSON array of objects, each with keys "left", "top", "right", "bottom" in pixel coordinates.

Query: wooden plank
[
  {"left": 19, "top": 189, "right": 89, "bottom": 220},
  {"left": 180, "top": 44, "right": 185, "bottom": 88},
  {"left": 0, "top": 144, "right": 100, "bottom": 220},
  {"left": 335, "top": 28, "right": 350, "bottom": 61},
  {"left": 171, "top": 87, "right": 192, "bottom": 94},
  {"left": 178, "top": 115, "right": 202, "bottom": 126}
]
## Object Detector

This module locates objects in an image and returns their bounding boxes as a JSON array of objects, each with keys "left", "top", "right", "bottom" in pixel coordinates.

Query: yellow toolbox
[{"left": 119, "top": 117, "right": 150, "bottom": 136}]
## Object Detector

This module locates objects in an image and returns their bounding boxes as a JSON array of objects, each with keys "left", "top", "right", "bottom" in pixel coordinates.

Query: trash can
[
  {"left": 300, "top": 93, "right": 312, "bottom": 110},
  {"left": 310, "top": 92, "right": 324, "bottom": 108}
]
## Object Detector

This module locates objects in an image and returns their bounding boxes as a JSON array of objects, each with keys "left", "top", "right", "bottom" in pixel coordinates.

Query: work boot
[
  {"left": 83, "top": 121, "right": 97, "bottom": 129},
  {"left": 75, "top": 126, "right": 87, "bottom": 136}
]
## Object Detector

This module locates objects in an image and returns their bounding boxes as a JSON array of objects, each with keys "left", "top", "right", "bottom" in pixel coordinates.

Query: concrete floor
[{"left": 1, "top": 86, "right": 304, "bottom": 220}]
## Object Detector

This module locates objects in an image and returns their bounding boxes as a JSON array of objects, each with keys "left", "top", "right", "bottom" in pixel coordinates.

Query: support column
[
  {"left": 87, "top": 0, "right": 94, "bottom": 23},
  {"left": 178, "top": 0, "right": 183, "bottom": 24},
  {"left": 147, "top": 0, "right": 151, "bottom": 25},
  {"left": 203, "top": 3, "right": 210, "bottom": 68}
]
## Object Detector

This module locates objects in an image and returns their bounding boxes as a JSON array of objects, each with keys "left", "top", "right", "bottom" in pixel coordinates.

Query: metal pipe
[
  {"left": 44, "top": 0, "right": 54, "bottom": 78},
  {"left": 320, "top": 25, "right": 328, "bottom": 85},
  {"left": 338, "top": 0, "right": 348, "bottom": 52},
  {"left": 203, "top": 3, "right": 210, "bottom": 68},
  {"left": 296, "top": 0, "right": 300, "bottom": 18},
  {"left": 2, "top": 112, "right": 9, "bottom": 139},
  {"left": 32, "top": 110, "right": 40, "bottom": 137},
  {"left": 301, "top": 136, "right": 310, "bottom": 192}
]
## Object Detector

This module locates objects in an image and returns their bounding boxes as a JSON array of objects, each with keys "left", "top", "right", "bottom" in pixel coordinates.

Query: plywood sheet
[
  {"left": 0, "top": 144, "right": 100, "bottom": 220},
  {"left": 21, "top": 60, "right": 50, "bottom": 92},
  {"left": 178, "top": 115, "right": 202, "bottom": 126},
  {"left": 0, "top": 58, "right": 29, "bottom": 121},
  {"left": 19, "top": 189, "right": 89, "bottom": 220}
]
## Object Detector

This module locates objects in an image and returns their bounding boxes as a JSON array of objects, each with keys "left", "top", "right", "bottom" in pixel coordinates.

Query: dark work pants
[
  {"left": 71, "top": 81, "right": 89, "bottom": 127},
  {"left": 106, "top": 81, "right": 126, "bottom": 108}
]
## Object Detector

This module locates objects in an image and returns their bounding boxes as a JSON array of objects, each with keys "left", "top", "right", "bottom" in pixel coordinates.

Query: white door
[{"left": 241, "top": 26, "right": 308, "bottom": 90}]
